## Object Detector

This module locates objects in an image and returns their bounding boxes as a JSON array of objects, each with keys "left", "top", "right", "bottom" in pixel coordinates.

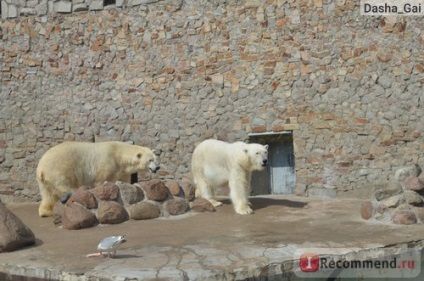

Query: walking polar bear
[
  {"left": 192, "top": 139, "right": 268, "bottom": 215},
  {"left": 36, "top": 141, "right": 160, "bottom": 217}
]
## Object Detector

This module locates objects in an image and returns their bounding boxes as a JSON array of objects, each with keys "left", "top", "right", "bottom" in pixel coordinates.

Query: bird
[{"left": 87, "top": 235, "right": 127, "bottom": 258}]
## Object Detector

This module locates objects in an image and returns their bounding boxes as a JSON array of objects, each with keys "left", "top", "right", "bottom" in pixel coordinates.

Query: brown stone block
[
  {"left": 355, "top": 118, "right": 369, "bottom": 124},
  {"left": 252, "top": 126, "right": 266, "bottom": 133},
  {"left": 361, "top": 201, "right": 374, "bottom": 220}
]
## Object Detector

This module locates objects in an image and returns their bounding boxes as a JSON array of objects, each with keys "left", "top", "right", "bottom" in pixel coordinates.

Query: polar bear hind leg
[
  {"left": 194, "top": 178, "right": 223, "bottom": 207},
  {"left": 38, "top": 182, "right": 60, "bottom": 217}
]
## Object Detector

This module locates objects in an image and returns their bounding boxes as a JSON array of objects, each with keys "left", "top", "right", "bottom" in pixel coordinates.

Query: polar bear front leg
[{"left": 229, "top": 173, "right": 253, "bottom": 215}]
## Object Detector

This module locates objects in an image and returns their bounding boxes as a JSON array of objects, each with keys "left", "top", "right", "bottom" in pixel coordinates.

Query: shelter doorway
[{"left": 250, "top": 132, "right": 296, "bottom": 195}]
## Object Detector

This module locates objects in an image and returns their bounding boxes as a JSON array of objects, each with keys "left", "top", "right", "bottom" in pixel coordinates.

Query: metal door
[
  {"left": 269, "top": 141, "right": 296, "bottom": 194},
  {"left": 251, "top": 140, "right": 296, "bottom": 195}
]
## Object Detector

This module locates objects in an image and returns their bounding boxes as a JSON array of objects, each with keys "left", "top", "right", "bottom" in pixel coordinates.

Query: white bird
[{"left": 87, "top": 235, "right": 127, "bottom": 258}]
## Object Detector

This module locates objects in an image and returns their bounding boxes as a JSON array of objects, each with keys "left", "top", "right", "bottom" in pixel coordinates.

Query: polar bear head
[
  {"left": 241, "top": 143, "right": 269, "bottom": 171},
  {"left": 132, "top": 146, "right": 160, "bottom": 173}
]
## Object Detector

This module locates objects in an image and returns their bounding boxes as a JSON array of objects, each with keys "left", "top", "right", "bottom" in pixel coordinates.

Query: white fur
[
  {"left": 192, "top": 139, "right": 268, "bottom": 215},
  {"left": 36, "top": 141, "right": 159, "bottom": 217}
]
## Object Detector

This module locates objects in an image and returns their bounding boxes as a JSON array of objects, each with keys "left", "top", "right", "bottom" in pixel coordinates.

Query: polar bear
[
  {"left": 192, "top": 139, "right": 268, "bottom": 215},
  {"left": 36, "top": 141, "right": 160, "bottom": 217}
]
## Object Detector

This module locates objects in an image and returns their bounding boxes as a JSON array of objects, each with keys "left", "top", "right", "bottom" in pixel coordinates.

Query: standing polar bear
[
  {"left": 36, "top": 141, "right": 160, "bottom": 217},
  {"left": 192, "top": 139, "right": 268, "bottom": 215}
]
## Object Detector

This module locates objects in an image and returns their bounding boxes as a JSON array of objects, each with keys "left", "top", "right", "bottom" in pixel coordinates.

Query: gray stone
[
  {"left": 73, "top": 4, "right": 88, "bottom": 12},
  {"left": 404, "top": 191, "right": 423, "bottom": 206},
  {"left": 374, "top": 182, "right": 402, "bottom": 201},
  {"left": 377, "top": 75, "right": 392, "bottom": 89},
  {"left": 381, "top": 195, "right": 402, "bottom": 208},
  {"left": 307, "top": 187, "right": 337, "bottom": 198},
  {"left": 54, "top": 1, "right": 72, "bottom": 13},
  {"left": 395, "top": 165, "right": 422, "bottom": 182},
  {"left": 0, "top": 202, "right": 35, "bottom": 252},
  {"left": 35, "top": 1, "right": 48, "bottom": 16},
  {"left": 116, "top": 181, "right": 144, "bottom": 206}
]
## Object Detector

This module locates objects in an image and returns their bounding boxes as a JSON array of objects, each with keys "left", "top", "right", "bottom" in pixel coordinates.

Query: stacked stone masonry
[{"left": 0, "top": 0, "right": 423, "bottom": 203}]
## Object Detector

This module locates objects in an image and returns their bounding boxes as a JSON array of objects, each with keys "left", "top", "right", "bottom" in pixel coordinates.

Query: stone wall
[{"left": 0, "top": 0, "right": 423, "bottom": 202}]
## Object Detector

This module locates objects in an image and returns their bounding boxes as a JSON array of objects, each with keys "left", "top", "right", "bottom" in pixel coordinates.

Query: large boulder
[
  {"left": 90, "top": 181, "right": 120, "bottom": 201},
  {"left": 143, "top": 179, "right": 171, "bottom": 201},
  {"left": 116, "top": 181, "right": 144, "bottom": 206},
  {"left": 62, "top": 203, "right": 98, "bottom": 230},
  {"left": 127, "top": 201, "right": 161, "bottom": 220},
  {"left": 0, "top": 202, "right": 36, "bottom": 252},
  {"left": 97, "top": 201, "right": 129, "bottom": 224},
  {"left": 163, "top": 198, "right": 190, "bottom": 216},
  {"left": 191, "top": 198, "right": 216, "bottom": 212},
  {"left": 67, "top": 188, "right": 98, "bottom": 209}
]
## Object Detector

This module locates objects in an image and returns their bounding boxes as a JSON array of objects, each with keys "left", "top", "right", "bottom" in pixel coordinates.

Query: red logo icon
[{"left": 300, "top": 253, "right": 320, "bottom": 272}]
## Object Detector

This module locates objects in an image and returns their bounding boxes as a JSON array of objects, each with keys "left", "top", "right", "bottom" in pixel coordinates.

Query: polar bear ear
[{"left": 264, "top": 145, "right": 269, "bottom": 150}]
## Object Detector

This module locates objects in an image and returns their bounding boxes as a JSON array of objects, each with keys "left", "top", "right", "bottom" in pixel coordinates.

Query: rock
[
  {"left": 360, "top": 201, "right": 373, "bottom": 220},
  {"left": 381, "top": 194, "right": 402, "bottom": 208},
  {"left": 392, "top": 210, "right": 417, "bottom": 225},
  {"left": 394, "top": 164, "right": 422, "bottom": 182},
  {"left": 62, "top": 203, "right": 98, "bottom": 230},
  {"left": 116, "top": 181, "right": 144, "bottom": 206},
  {"left": 127, "top": 202, "right": 161, "bottom": 220},
  {"left": 307, "top": 187, "right": 337, "bottom": 198},
  {"left": 143, "top": 179, "right": 171, "bottom": 201},
  {"left": 97, "top": 201, "right": 129, "bottom": 224},
  {"left": 0, "top": 202, "right": 35, "bottom": 252},
  {"left": 165, "top": 180, "right": 182, "bottom": 196},
  {"left": 180, "top": 180, "right": 196, "bottom": 201},
  {"left": 60, "top": 192, "right": 73, "bottom": 204},
  {"left": 374, "top": 204, "right": 390, "bottom": 221},
  {"left": 191, "top": 198, "right": 216, "bottom": 212},
  {"left": 91, "top": 181, "right": 120, "bottom": 201},
  {"left": 404, "top": 177, "right": 424, "bottom": 191},
  {"left": 413, "top": 207, "right": 424, "bottom": 223},
  {"left": 404, "top": 190, "right": 423, "bottom": 206},
  {"left": 163, "top": 198, "right": 190, "bottom": 216},
  {"left": 67, "top": 188, "right": 98, "bottom": 209},
  {"left": 53, "top": 201, "right": 65, "bottom": 226},
  {"left": 374, "top": 182, "right": 402, "bottom": 201}
]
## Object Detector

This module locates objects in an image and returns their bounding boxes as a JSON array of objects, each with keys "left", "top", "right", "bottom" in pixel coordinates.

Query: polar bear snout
[
  {"left": 261, "top": 159, "right": 268, "bottom": 167},
  {"left": 149, "top": 162, "right": 160, "bottom": 173}
]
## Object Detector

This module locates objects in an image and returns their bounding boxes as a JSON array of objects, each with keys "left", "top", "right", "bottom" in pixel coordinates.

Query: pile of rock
[
  {"left": 361, "top": 164, "right": 424, "bottom": 225},
  {"left": 53, "top": 179, "right": 215, "bottom": 230}
]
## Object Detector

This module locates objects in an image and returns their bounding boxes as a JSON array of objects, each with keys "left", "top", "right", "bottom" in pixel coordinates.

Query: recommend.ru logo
[{"left": 295, "top": 247, "right": 421, "bottom": 279}]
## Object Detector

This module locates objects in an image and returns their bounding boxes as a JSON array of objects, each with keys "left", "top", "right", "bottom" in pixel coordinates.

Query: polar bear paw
[
  {"left": 235, "top": 204, "right": 253, "bottom": 215},
  {"left": 208, "top": 199, "right": 223, "bottom": 207}
]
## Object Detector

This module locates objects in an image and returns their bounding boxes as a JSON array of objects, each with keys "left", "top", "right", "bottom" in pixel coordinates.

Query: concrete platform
[{"left": 1, "top": 195, "right": 424, "bottom": 280}]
